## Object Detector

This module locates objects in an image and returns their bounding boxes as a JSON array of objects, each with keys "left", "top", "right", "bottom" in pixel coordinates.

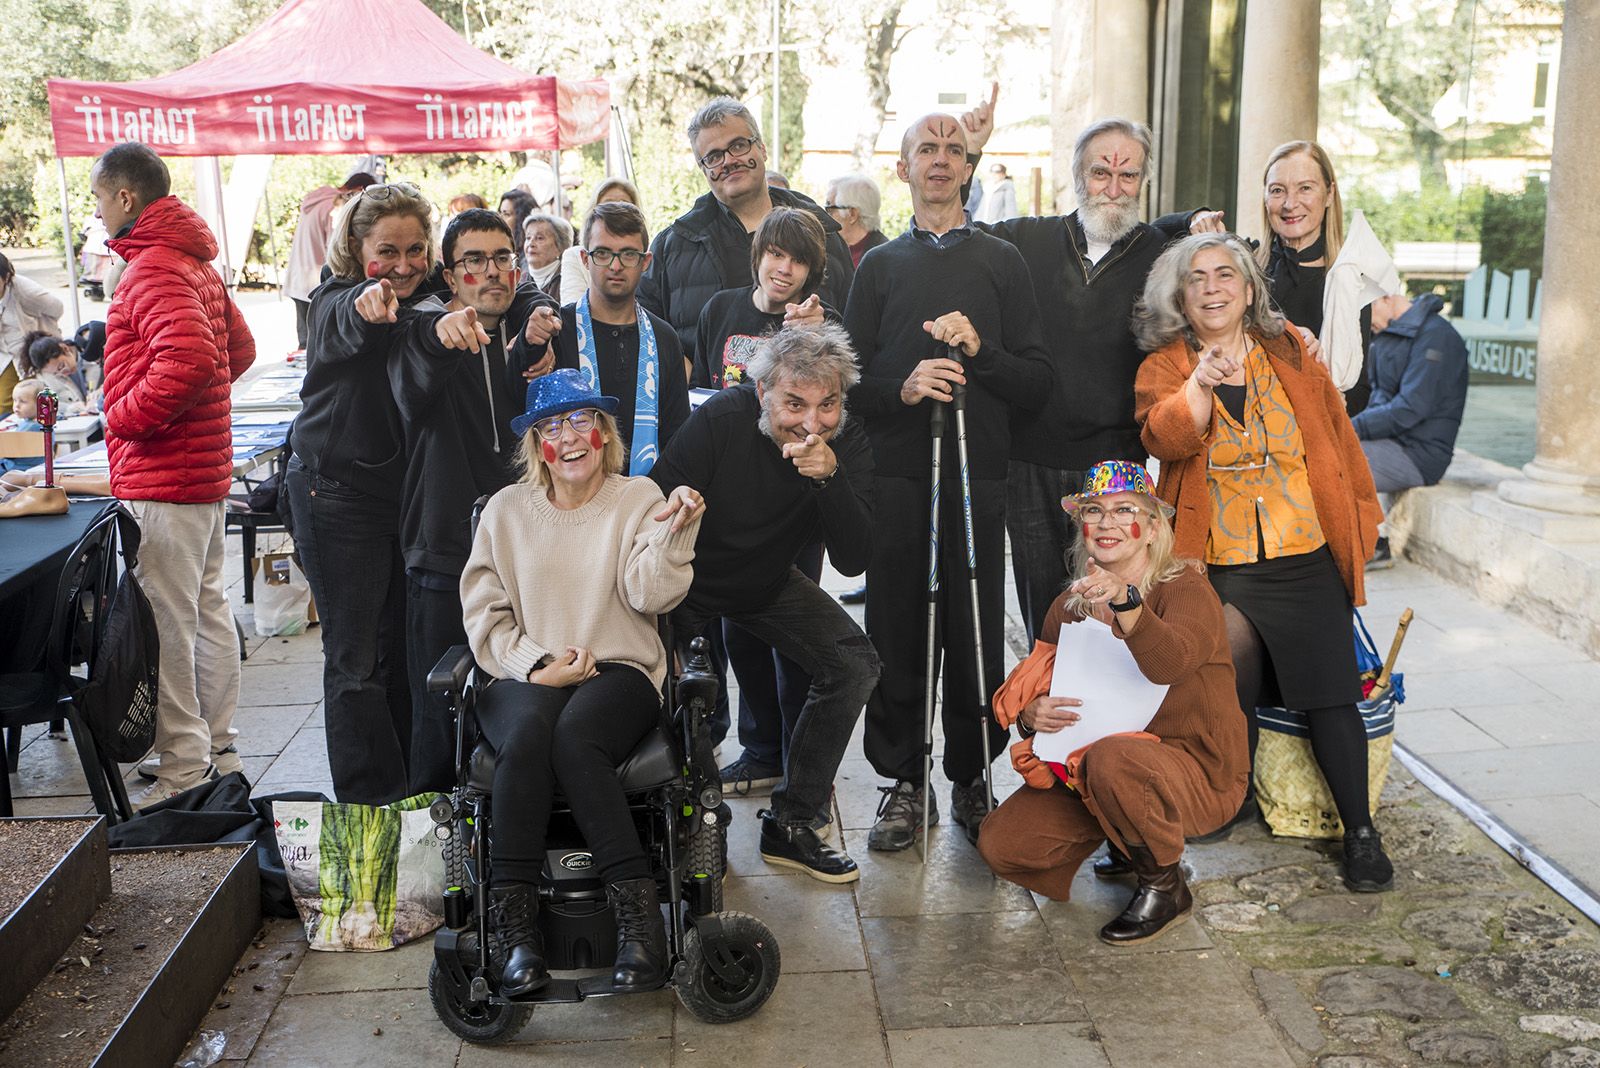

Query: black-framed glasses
[
  {"left": 450, "top": 250, "right": 518, "bottom": 273},
  {"left": 534, "top": 408, "right": 600, "bottom": 441},
  {"left": 698, "top": 136, "right": 760, "bottom": 171},
  {"left": 586, "top": 248, "right": 647, "bottom": 268},
  {"left": 823, "top": 203, "right": 851, "bottom": 214},
  {"left": 361, "top": 181, "right": 421, "bottom": 201}
]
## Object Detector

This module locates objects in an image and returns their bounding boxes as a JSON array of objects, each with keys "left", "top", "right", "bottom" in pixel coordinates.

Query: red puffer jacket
[{"left": 104, "top": 195, "right": 256, "bottom": 503}]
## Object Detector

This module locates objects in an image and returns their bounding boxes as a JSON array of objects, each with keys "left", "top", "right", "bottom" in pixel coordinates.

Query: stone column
[
  {"left": 1498, "top": 0, "right": 1600, "bottom": 517},
  {"left": 1232, "top": 1, "right": 1321, "bottom": 245},
  {"left": 1051, "top": 0, "right": 1151, "bottom": 212}
]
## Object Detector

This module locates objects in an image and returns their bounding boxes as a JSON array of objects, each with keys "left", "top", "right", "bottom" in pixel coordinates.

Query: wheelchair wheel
[
  {"left": 428, "top": 934, "right": 533, "bottom": 1044},
  {"left": 675, "top": 911, "right": 780, "bottom": 1024},
  {"left": 684, "top": 824, "right": 725, "bottom": 913}
]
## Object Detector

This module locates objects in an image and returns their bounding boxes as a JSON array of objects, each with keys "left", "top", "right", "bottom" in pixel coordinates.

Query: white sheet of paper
[{"left": 1031, "top": 617, "right": 1170, "bottom": 764}]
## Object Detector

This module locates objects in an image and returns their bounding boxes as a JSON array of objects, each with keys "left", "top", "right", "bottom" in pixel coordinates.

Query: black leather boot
[
  {"left": 488, "top": 882, "right": 549, "bottom": 996},
  {"left": 1098, "top": 844, "right": 1193, "bottom": 946},
  {"left": 1092, "top": 843, "right": 1134, "bottom": 878},
  {"left": 608, "top": 877, "right": 668, "bottom": 991}
]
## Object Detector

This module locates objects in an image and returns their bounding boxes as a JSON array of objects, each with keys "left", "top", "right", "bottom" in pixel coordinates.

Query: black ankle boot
[
  {"left": 1342, "top": 825, "right": 1394, "bottom": 893},
  {"left": 488, "top": 882, "right": 549, "bottom": 996},
  {"left": 607, "top": 876, "right": 668, "bottom": 990},
  {"left": 1092, "top": 843, "right": 1134, "bottom": 878},
  {"left": 1098, "top": 845, "right": 1193, "bottom": 946}
]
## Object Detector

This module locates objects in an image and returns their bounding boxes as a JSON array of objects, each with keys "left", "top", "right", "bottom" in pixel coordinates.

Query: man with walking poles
[{"left": 844, "top": 112, "right": 1052, "bottom": 852}]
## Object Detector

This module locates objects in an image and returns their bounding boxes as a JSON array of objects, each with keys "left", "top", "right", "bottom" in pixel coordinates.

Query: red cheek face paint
[
  {"left": 1130, "top": 521, "right": 1142, "bottom": 539},
  {"left": 541, "top": 440, "right": 558, "bottom": 463},
  {"left": 366, "top": 260, "right": 383, "bottom": 279},
  {"left": 589, "top": 429, "right": 603, "bottom": 451},
  {"left": 461, "top": 272, "right": 478, "bottom": 285},
  {"left": 1082, "top": 526, "right": 1095, "bottom": 542}
]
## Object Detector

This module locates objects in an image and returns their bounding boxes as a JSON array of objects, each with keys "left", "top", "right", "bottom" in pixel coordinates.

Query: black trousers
[
  {"left": 1004, "top": 460, "right": 1084, "bottom": 645},
  {"left": 864, "top": 474, "right": 1009, "bottom": 785},
  {"left": 405, "top": 571, "right": 467, "bottom": 795},
  {"left": 475, "top": 664, "right": 660, "bottom": 886},
  {"left": 724, "top": 540, "right": 823, "bottom": 769},
  {"left": 284, "top": 459, "right": 412, "bottom": 805},
  {"left": 293, "top": 298, "right": 311, "bottom": 349}
]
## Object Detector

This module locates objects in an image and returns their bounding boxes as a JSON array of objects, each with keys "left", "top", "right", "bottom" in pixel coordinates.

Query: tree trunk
[{"left": 852, "top": 4, "right": 905, "bottom": 171}]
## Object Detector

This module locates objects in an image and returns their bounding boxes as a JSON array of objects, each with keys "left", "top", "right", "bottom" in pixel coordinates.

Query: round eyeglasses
[{"left": 534, "top": 409, "right": 600, "bottom": 441}]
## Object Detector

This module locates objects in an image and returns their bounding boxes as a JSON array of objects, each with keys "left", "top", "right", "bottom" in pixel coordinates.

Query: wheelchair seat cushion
[{"left": 468, "top": 726, "right": 680, "bottom": 796}]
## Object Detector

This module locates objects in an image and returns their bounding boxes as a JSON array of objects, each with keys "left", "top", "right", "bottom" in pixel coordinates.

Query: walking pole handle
[{"left": 946, "top": 344, "right": 967, "bottom": 409}]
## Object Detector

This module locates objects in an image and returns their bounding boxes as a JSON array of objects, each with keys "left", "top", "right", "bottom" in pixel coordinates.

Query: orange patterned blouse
[{"left": 1204, "top": 345, "right": 1327, "bottom": 565}]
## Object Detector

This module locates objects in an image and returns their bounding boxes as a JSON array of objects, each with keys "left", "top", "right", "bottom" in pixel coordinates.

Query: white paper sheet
[{"left": 1031, "top": 617, "right": 1170, "bottom": 763}]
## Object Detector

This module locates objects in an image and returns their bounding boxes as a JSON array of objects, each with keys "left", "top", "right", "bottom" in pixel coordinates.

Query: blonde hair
[
  {"left": 1061, "top": 493, "right": 1194, "bottom": 619},
  {"left": 514, "top": 409, "right": 626, "bottom": 492},
  {"left": 1258, "top": 140, "right": 1344, "bottom": 267},
  {"left": 325, "top": 184, "right": 437, "bottom": 280},
  {"left": 11, "top": 378, "right": 44, "bottom": 402}
]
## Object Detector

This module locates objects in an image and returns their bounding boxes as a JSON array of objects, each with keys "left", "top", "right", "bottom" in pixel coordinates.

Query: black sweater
[
  {"left": 292, "top": 276, "right": 435, "bottom": 505},
  {"left": 648, "top": 385, "right": 874, "bottom": 616},
  {"left": 507, "top": 304, "right": 691, "bottom": 457},
  {"left": 843, "top": 231, "right": 1051, "bottom": 480},
  {"left": 390, "top": 282, "right": 555, "bottom": 576},
  {"left": 692, "top": 286, "right": 843, "bottom": 389},
  {"left": 979, "top": 213, "right": 1171, "bottom": 470}
]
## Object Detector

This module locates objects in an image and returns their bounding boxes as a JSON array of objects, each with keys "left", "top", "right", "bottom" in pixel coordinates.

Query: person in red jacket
[{"left": 91, "top": 142, "right": 257, "bottom": 809}]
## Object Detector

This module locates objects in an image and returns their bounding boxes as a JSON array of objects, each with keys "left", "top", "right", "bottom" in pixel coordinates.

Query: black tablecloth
[{"left": 0, "top": 498, "right": 119, "bottom": 673}]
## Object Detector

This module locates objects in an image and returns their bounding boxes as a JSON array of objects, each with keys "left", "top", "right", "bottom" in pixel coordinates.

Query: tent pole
[
  {"left": 550, "top": 149, "right": 562, "bottom": 217},
  {"left": 262, "top": 182, "right": 283, "bottom": 297},
  {"left": 56, "top": 158, "right": 82, "bottom": 328},
  {"left": 213, "top": 160, "right": 235, "bottom": 288}
]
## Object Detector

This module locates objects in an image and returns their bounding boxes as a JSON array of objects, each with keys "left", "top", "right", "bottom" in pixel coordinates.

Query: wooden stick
[{"left": 1373, "top": 608, "right": 1414, "bottom": 694}]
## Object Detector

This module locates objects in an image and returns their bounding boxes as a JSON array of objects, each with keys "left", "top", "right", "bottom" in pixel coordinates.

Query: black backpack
[{"left": 73, "top": 510, "right": 160, "bottom": 763}]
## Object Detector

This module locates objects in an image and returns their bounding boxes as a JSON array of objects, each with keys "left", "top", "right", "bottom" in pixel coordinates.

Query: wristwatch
[
  {"left": 811, "top": 461, "right": 840, "bottom": 489},
  {"left": 1109, "top": 584, "right": 1142, "bottom": 613}
]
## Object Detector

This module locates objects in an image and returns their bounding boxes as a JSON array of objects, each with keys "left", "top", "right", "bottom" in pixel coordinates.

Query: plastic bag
[
  {"left": 254, "top": 550, "right": 309, "bottom": 637},
  {"left": 272, "top": 793, "right": 445, "bottom": 951}
]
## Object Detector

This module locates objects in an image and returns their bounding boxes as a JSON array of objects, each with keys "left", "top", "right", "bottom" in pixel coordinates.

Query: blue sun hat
[
  {"left": 510, "top": 368, "right": 620, "bottom": 438},
  {"left": 1061, "top": 459, "right": 1176, "bottom": 517}
]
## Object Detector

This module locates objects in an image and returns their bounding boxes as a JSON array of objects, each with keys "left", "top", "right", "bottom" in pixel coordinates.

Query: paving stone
[
  {"left": 1316, "top": 1057, "right": 1393, "bottom": 1068},
  {"left": 1521, "top": 1015, "right": 1600, "bottom": 1042},
  {"left": 241, "top": 661, "right": 326, "bottom": 705},
  {"left": 1504, "top": 901, "right": 1585, "bottom": 945},
  {"left": 1544, "top": 1048, "right": 1600, "bottom": 1068},
  {"left": 852, "top": 820, "right": 1034, "bottom": 918},
  {"left": 457, "top": 1037, "right": 671, "bottom": 1066},
  {"left": 884, "top": 1022, "right": 1109, "bottom": 1068},
  {"left": 1378, "top": 804, "right": 1472, "bottom": 859},
  {"left": 1457, "top": 948, "right": 1600, "bottom": 1011},
  {"left": 1202, "top": 902, "right": 1271, "bottom": 933},
  {"left": 1069, "top": 951, "right": 1296, "bottom": 1068},
  {"left": 1404, "top": 1026, "right": 1506, "bottom": 1065},
  {"left": 673, "top": 970, "right": 887, "bottom": 1067},
  {"left": 1316, "top": 966, "right": 1468, "bottom": 1020},
  {"left": 1237, "top": 865, "right": 1322, "bottom": 906},
  {"left": 1252, "top": 968, "right": 1326, "bottom": 1053},
  {"left": 862, "top": 911, "right": 1085, "bottom": 1030},
  {"left": 283, "top": 936, "right": 433, "bottom": 995},
  {"left": 722, "top": 873, "right": 865, "bottom": 973},
  {"left": 246, "top": 989, "right": 458, "bottom": 1066},
  {"left": 1285, "top": 895, "right": 1382, "bottom": 925},
  {"left": 480, "top": 990, "right": 673, "bottom": 1045},
  {"left": 1402, "top": 904, "right": 1496, "bottom": 954},
  {"left": 1406, "top": 851, "right": 1513, "bottom": 889},
  {"left": 1036, "top": 865, "right": 1212, "bottom": 956},
  {"left": 191, "top": 936, "right": 305, "bottom": 1061},
  {"left": 1330, "top": 1016, "right": 1383, "bottom": 1044}
]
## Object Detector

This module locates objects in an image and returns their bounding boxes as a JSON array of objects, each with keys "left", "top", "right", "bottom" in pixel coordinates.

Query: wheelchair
[{"left": 423, "top": 629, "right": 782, "bottom": 1044}]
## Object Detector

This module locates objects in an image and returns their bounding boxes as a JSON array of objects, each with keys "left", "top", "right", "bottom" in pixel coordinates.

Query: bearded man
[{"left": 975, "top": 118, "right": 1178, "bottom": 643}]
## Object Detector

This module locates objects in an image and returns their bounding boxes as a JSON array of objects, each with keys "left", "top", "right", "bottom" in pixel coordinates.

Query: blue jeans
[
  {"left": 1005, "top": 460, "right": 1084, "bottom": 645},
  {"left": 284, "top": 459, "right": 412, "bottom": 805},
  {"left": 675, "top": 570, "right": 879, "bottom": 827}
]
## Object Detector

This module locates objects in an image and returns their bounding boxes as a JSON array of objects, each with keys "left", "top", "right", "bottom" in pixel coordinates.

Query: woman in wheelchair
[{"left": 459, "top": 369, "right": 705, "bottom": 997}]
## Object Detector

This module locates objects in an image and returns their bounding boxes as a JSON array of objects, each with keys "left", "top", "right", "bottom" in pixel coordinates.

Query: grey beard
[{"left": 1079, "top": 197, "right": 1140, "bottom": 245}]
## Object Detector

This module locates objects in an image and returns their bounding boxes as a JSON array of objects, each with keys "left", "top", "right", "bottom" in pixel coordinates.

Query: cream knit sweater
[{"left": 460, "top": 474, "right": 701, "bottom": 688}]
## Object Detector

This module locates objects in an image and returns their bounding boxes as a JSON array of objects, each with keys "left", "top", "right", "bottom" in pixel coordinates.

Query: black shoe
[
  {"left": 1098, "top": 845, "right": 1194, "bottom": 946},
  {"left": 719, "top": 754, "right": 783, "bottom": 796},
  {"left": 488, "top": 882, "right": 549, "bottom": 997},
  {"left": 1342, "top": 825, "right": 1395, "bottom": 892},
  {"left": 759, "top": 809, "right": 860, "bottom": 883},
  {"left": 607, "top": 877, "right": 668, "bottom": 990},
  {"left": 949, "top": 777, "right": 996, "bottom": 845},
  {"left": 1367, "top": 536, "right": 1394, "bottom": 571},
  {"left": 1188, "top": 794, "right": 1260, "bottom": 844},
  {"left": 868, "top": 780, "right": 936, "bottom": 852},
  {"left": 839, "top": 583, "right": 867, "bottom": 605},
  {"left": 1092, "top": 843, "right": 1135, "bottom": 879}
]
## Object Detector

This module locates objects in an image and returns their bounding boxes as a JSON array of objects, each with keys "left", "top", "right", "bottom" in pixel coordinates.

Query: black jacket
[
  {"left": 638, "top": 186, "right": 855, "bottom": 365},
  {"left": 1350, "top": 294, "right": 1467, "bottom": 486},
  {"left": 978, "top": 212, "right": 1171, "bottom": 471},
  {"left": 391, "top": 281, "right": 557, "bottom": 575}
]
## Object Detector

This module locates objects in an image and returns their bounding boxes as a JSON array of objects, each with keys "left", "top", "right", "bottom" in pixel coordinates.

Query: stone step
[
  {"left": 0, "top": 816, "right": 111, "bottom": 1022},
  {"left": 0, "top": 843, "right": 259, "bottom": 1067}
]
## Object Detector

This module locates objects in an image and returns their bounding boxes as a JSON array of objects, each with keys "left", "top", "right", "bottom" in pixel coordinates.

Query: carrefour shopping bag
[{"left": 272, "top": 793, "right": 445, "bottom": 951}]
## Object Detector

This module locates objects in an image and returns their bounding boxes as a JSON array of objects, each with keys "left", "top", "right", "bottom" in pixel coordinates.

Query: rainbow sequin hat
[{"left": 1061, "top": 459, "right": 1175, "bottom": 517}]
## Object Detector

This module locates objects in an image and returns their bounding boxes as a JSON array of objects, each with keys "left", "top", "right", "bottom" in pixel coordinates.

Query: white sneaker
[
  {"left": 133, "top": 765, "right": 219, "bottom": 812},
  {"left": 211, "top": 745, "right": 245, "bottom": 778}
]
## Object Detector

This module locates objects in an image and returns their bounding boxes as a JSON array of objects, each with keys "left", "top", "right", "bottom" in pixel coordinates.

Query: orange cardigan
[{"left": 1133, "top": 328, "right": 1382, "bottom": 606}]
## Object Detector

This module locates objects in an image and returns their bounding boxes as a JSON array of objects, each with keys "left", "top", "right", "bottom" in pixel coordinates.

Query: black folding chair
[{"left": 1, "top": 503, "right": 136, "bottom": 822}]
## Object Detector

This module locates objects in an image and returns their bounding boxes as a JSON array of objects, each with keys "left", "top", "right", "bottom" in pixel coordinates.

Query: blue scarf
[{"left": 575, "top": 292, "right": 659, "bottom": 474}]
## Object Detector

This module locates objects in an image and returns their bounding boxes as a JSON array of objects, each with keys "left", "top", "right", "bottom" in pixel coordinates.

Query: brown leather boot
[
  {"left": 1098, "top": 844, "right": 1193, "bottom": 946},
  {"left": 1092, "top": 843, "right": 1134, "bottom": 879}
]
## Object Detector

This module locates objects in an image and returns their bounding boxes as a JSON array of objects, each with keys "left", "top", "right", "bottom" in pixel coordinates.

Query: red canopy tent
[{"left": 43, "top": 0, "right": 611, "bottom": 321}]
